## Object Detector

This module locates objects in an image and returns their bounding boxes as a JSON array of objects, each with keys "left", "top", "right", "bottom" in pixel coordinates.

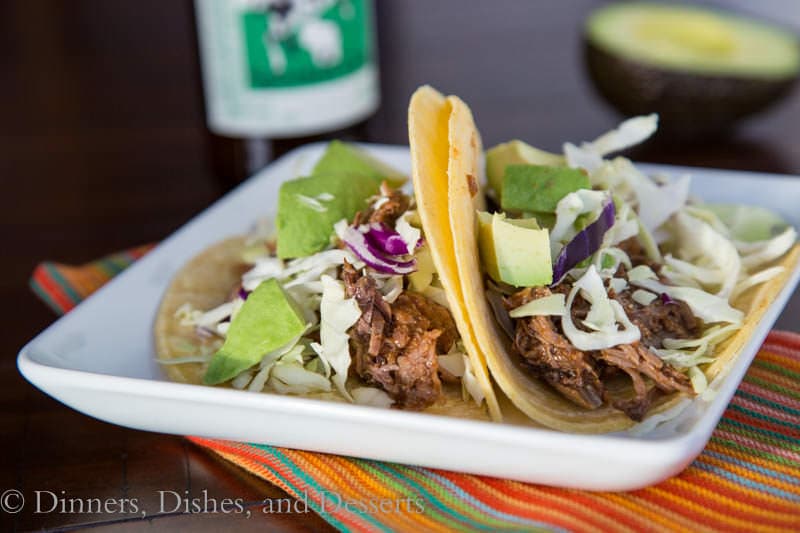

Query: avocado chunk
[
  {"left": 501, "top": 165, "right": 590, "bottom": 214},
  {"left": 486, "top": 140, "right": 564, "bottom": 200},
  {"left": 313, "top": 140, "right": 406, "bottom": 188},
  {"left": 276, "top": 171, "right": 378, "bottom": 259},
  {"left": 204, "top": 279, "right": 307, "bottom": 385},
  {"left": 584, "top": 2, "right": 800, "bottom": 138},
  {"left": 478, "top": 211, "right": 552, "bottom": 287}
]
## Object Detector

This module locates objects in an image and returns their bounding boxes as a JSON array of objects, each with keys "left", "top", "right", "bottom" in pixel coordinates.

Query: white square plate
[{"left": 18, "top": 144, "right": 800, "bottom": 491}]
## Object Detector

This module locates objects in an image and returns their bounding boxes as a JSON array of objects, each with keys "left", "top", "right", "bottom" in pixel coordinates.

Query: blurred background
[{"left": 1, "top": 1, "right": 798, "bottom": 530}]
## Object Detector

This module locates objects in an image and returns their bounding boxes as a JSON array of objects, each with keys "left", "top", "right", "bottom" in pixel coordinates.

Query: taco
[
  {"left": 154, "top": 139, "right": 497, "bottom": 421},
  {"left": 438, "top": 91, "right": 799, "bottom": 433}
]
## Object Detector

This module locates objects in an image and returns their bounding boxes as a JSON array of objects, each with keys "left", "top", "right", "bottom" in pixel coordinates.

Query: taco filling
[
  {"left": 442, "top": 93, "right": 798, "bottom": 431},
  {"left": 480, "top": 114, "right": 797, "bottom": 422},
  {"left": 158, "top": 142, "right": 488, "bottom": 413}
]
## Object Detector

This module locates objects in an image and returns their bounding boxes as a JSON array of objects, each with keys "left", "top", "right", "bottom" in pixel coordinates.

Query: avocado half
[{"left": 584, "top": 2, "right": 800, "bottom": 138}]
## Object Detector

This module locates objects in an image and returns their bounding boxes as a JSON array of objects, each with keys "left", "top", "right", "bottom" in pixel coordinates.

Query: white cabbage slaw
[{"left": 513, "top": 115, "right": 796, "bottom": 393}]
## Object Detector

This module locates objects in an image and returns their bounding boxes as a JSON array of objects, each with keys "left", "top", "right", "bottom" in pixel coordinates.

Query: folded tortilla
[
  {"left": 154, "top": 225, "right": 492, "bottom": 421},
  {"left": 441, "top": 91, "right": 800, "bottom": 433}
]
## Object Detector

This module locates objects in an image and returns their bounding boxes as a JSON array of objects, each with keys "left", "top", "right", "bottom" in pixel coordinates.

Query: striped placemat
[{"left": 30, "top": 248, "right": 800, "bottom": 532}]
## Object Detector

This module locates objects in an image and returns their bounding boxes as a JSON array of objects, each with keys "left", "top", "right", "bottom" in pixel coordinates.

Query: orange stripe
[
  {"left": 705, "top": 441, "right": 800, "bottom": 478},
  {"left": 478, "top": 477, "right": 623, "bottom": 532},
  {"left": 544, "top": 487, "right": 657, "bottom": 532},
  {"left": 601, "top": 491, "right": 696, "bottom": 532},
  {"left": 681, "top": 464, "right": 800, "bottom": 520},
  {"left": 755, "top": 350, "right": 800, "bottom": 373},
  {"left": 441, "top": 473, "right": 597, "bottom": 532},
  {"left": 201, "top": 445, "right": 371, "bottom": 532},
  {"left": 298, "top": 454, "right": 446, "bottom": 533},
  {"left": 699, "top": 454, "right": 800, "bottom": 501},
  {"left": 646, "top": 476, "right": 788, "bottom": 531},
  {"left": 191, "top": 440, "right": 372, "bottom": 532}
]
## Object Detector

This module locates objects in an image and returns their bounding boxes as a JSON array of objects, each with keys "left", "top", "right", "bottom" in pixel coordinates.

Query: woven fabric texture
[{"left": 30, "top": 250, "right": 800, "bottom": 533}]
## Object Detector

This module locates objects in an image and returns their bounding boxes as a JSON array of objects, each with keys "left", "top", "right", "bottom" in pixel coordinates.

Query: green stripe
[
  {"left": 752, "top": 359, "right": 800, "bottom": 381},
  {"left": 372, "top": 462, "right": 502, "bottom": 531},
  {"left": 718, "top": 418, "right": 800, "bottom": 446},
  {"left": 255, "top": 453, "right": 349, "bottom": 531},
  {"left": 710, "top": 436, "right": 800, "bottom": 468},
  {"left": 261, "top": 446, "right": 389, "bottom": 532},
  {"left": 44, "top": 264, "right": 82, "bottom": 305},
  {"left": 736, "top": 390, "right": 800, "bottom": 418},
  {"left": 744, "top": 375, "right": 800, "bottom": 401},
  {"left": 356, "top": 460, "right": 465, "bottom": 530},
  {"left": 98, "top": 257, "right": 127, "bottom": 277},
  {"left": 716, "top": 420, "right": 800, "bottom": 455},
  {"left": 728, "top": 403, "right": 800, "bottom": 431}
]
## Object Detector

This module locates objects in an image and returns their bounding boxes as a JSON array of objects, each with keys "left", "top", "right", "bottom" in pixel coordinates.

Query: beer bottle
[{"left": 194, "top": 0, "right": 379, "bottom": 187}]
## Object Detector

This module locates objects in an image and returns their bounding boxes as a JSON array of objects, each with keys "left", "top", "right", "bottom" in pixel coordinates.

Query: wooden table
[{"left": 3, "top": 1, "right": 798, "bottom": 530}]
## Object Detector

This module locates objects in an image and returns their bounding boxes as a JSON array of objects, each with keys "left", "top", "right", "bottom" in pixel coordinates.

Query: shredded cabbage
[
  {"left": 395, "top": 210, "right": 422, "bottom": 254},
  {"left": 662, "top": 210, "right": 741, "bottom": 299},
  {"left": 562, "top": 266, "right": 641, "bottom": 350},
  {"left": 628, "top": 265, "right": 657, "bottom": 282},
  {"left": 632, "top": 174, "right": 691, "bottom": 233},
  {"left": 313, "top": 275, "right": 362, "bottom": 400},
  {"left": 550, "top": 189, "right": 609, "bottom": 256},
  {"left": 439, "top": 345, "right": 485, "bottom": 406},
  {"left": 631, "top": 278, "right": 743, "bottom": 324},
  {"left": 737, "top": 227, "right": 797, "bottom": 271},
  {"left": 268, "top": 362, "right": 332, "bottom": 394},
  {"left": 585, "top": 114, "right": 659, "bottom": 156},
  {"left": 731, "top": 266, "right": 785, "bottom": 301},
  {"left": 609, "top": 277, "right": 627, "bottom": 293},
  {"left": 352, "top": 387, "right": 394, "bottom": 408},
  {"left": 509, "top": 293, "right": 566, "bottom": 318},
  {"left": 632, "top": 289, "right": 657, "bottom": 306}
]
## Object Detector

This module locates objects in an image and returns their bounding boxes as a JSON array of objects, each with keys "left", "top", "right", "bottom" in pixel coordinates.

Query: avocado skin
[{"left": 584, "top": 40, "right": 797, "bottom": 139}]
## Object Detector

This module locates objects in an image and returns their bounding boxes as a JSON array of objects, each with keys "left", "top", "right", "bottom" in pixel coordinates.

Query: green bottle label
[
  {"left": 242, "top": 0, "right": 372, "bottom": 88},
  {"left": 196, "top": 0, "right": 379, "bottom": 137}
]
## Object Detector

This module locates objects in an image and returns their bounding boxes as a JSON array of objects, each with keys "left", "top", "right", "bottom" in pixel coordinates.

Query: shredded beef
[
  {"left": 598, "top": 343, "right": 693, "bottom": 421},
  {"left": 506, "top": 288, "right": 604, "bottom": 409},
  {"left": 613, "top": 289, "right": 699, "bottom": 348},
  {"left": 342, "top": 261, "right": 456, "bottom": 409},
  {"left": 353, "top": 184, "right": 411, "bottom": 228},
  {"left": 506, "top": 285, "right": 696, "bottom": 420}
]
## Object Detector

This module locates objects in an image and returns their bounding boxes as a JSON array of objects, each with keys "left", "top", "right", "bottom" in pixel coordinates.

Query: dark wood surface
[{"left": 2, "top": 1, "right": 798, "bottom": 531}]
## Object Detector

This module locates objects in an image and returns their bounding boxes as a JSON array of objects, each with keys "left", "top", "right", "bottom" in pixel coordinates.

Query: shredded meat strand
[
  {"left": 507, "top": 288, "right": 604, "bottom": 409},
  {"left": 598, "top": 343, "right": 694, "bottom": 421},
  {"left": 354, "top": 184, "right": 411, "bottom": 228},
  {"left": 342, "top": 261, "right": 456, "bottom": 409},
  {"left": 507, "top": 284, "right": 697, "bottom": 420}
]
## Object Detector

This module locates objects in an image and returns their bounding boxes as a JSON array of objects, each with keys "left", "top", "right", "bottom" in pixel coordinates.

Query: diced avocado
[
  {"left": 204, "top": 279, "right": 307, "bottom": 385},
  {"left": 478, "top": 211, "right": 552, "bottom": 287},
  {"left": 585, "top": 2, "right": 800, "bottom": 138},
  {"left": 485, "top": 140, "right": 565, "bottom": 200},
  {"left": 313, "top": 140, "right": 406, "bottom": 188},
  {"left": 276, "top": 171, "right": 378, "bottom": 258},
  {"left": 501, "top": 165, "right": 590, "bottom": 214}
]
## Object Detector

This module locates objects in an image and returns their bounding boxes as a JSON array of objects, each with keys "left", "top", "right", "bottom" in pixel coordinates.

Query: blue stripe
[
  {"left": 701, "top": 450, "right": 800, "bottom": 487},
  {"left": 417, "top": 467, "right": 566, "bottom": 532},
  {"left": 258, "top": 445, "right": 390, "bottom": 532},
  {"left": 693, "top": 461, "right": 800, "bottom": 502}
]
